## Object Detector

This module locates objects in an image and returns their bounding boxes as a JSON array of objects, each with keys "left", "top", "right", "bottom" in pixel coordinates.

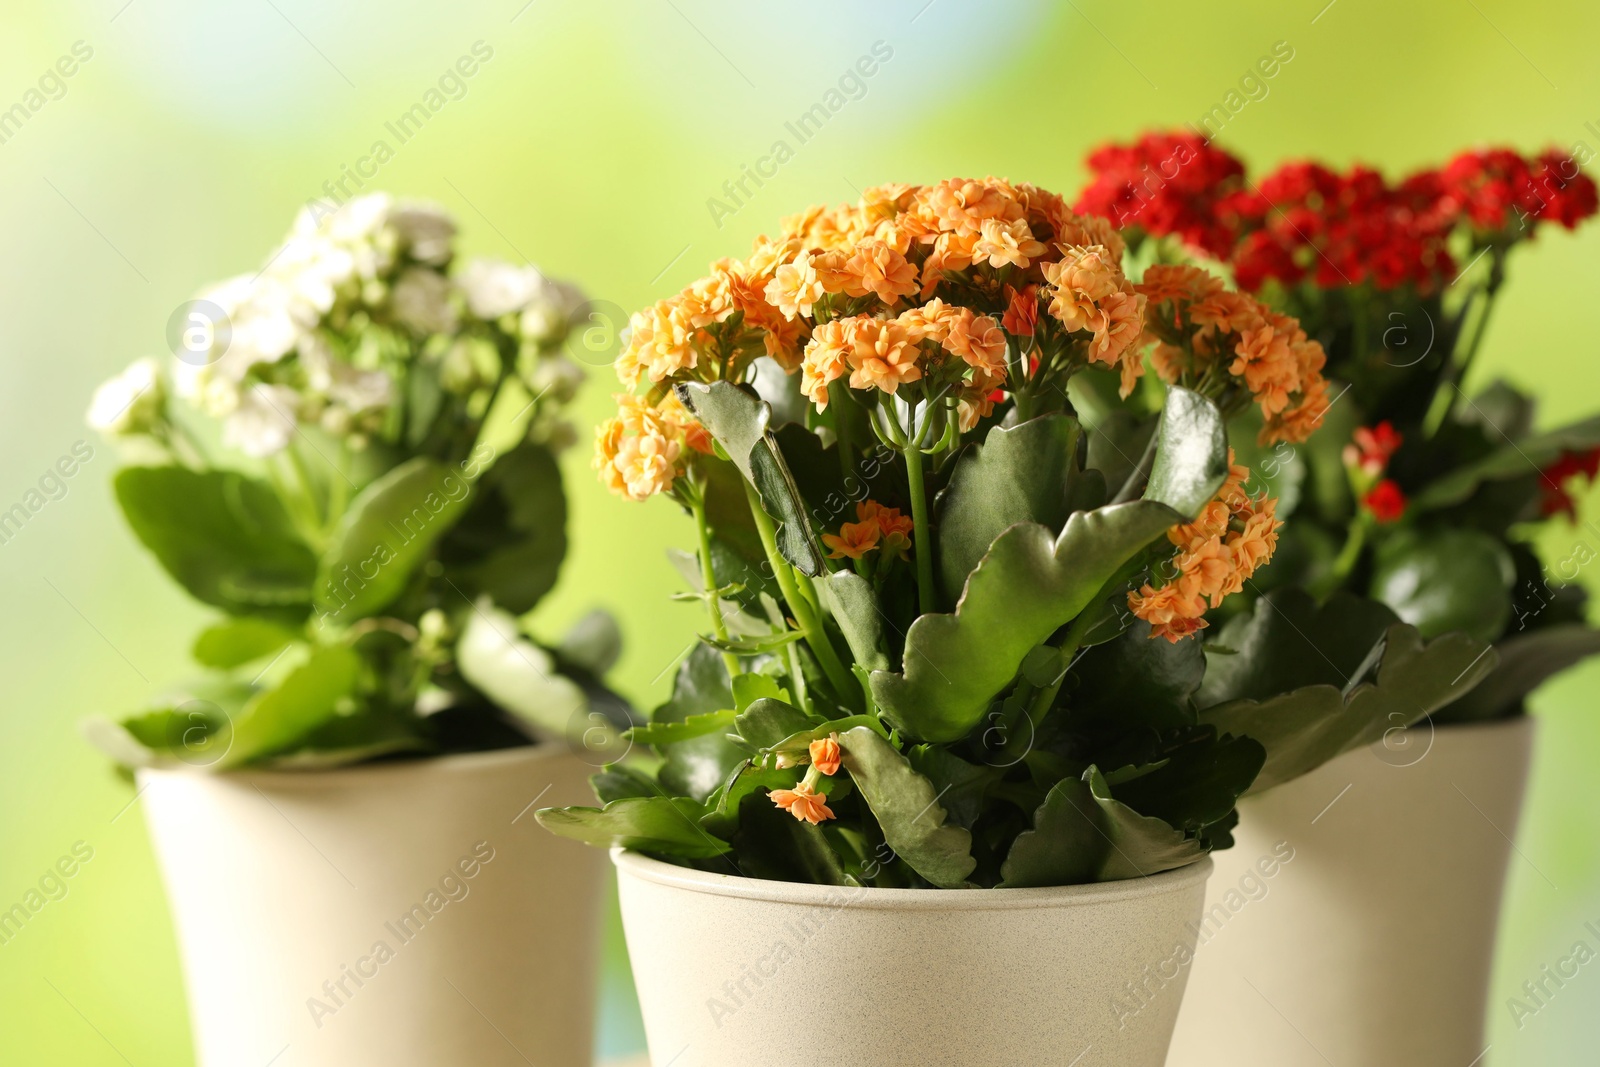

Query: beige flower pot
[
  {"left": 1167, "top": 716, "right": 1536, "bottom": 1066},
  {"left": 139, "top": 745, "right": 605, "bottom": 1067},
  {"left": 614, "top": 849, "right": 1214, "bottom": 1066}
]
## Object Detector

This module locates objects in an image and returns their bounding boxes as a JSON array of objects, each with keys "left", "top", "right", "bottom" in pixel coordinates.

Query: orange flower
[
  {"left": 846, "top": 317, "right": 923, "bottom": 395},
  {"left": 593, "top": 395, "right": 687, "bottom": 501},
  {"left": 764, "top": 249, "right": 826, "bottom": 320},
  {"left": 943, "top": 309, "right": 1008, "bottom": 378},
  {"left": 1231, "top": 322, "right": 1301, "bottom": 418},
  {"left": 925, "top": 177, "right": 1021, "bottom": 235},
  {"left": 974, "top": 217, "right": 1048, "bottom": 269},
  {"left": 858, "top": 500, "right": 912, "bottom": 556},
  {"left": 800, "top": 319, "right": 852, "bottom": 409},
  {"left": 622, "top": 298, "right": 699, "bottom": 384},
  {"left": 770, "top": 782, "right": 835, "bottom": 824},
  {"left": 897, "top": 298, "right": 959, "bottom": 344},
  {"left": 1127, "top": 583, "right": 1210, "bottom": 643},
  {"left": 1002, "top": 285, "right": 1039, "bottom": 336},
  {"left": 1043, "top": 245, "right": 1123, "bottom": 334},
  {"left": 822, "top": 516, "right": 881, "bottom": 560},
  {"left": 1088, "top": 290, "right": 1147, "bottom": 397},
  {"left": 809, "top": 735, "right": 842, "bottom": 776},
  {"left": 921, "top": 230, "right": 982, "bottom": 294},
  {"left": 842, "top": 238, "right": 920, "bottom": 305}
]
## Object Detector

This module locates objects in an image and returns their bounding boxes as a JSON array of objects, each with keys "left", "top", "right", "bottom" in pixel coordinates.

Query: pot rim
[
  {"left": 612, "top": 848, "right": 1213, "bottom": 911},
  {"left": 134, "top": 740, "right": 569, "bottom": 790}
]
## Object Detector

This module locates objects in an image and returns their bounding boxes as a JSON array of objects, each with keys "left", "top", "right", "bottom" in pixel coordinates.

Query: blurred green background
[{"left": 2, "top": 0, "right": 1597, "bottom": 1062}]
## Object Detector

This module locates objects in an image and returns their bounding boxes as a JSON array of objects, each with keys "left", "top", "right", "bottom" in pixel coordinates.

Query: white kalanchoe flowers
[{"left": 87, "top": 357, "right": 165, "bottom": 436}]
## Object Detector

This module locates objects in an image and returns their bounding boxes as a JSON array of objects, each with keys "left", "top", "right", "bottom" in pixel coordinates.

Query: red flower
[
  {"left": 1436, "top": 148, "right": 1599, "bottom": 236},
  {"left": 1539, "top": 447, "right": 1600, "bottom": 519},
  {"left": 1075, "top": 131, "right": 1247, "bottom": 257},
  {"left": 1343, "top": 422, "right": 1403, "bottom": 475},
  {"left": 1364, "top": 479, "right": 1407, "bottom": 523}
]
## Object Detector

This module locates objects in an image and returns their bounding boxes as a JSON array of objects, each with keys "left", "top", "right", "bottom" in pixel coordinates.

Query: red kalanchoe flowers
[
  {"left": 1343, "top": 422, "right": 1403, "bottom": 475},
  {"left": 1435, "top": 148, "right": 1599, "bottom": 236},
  {"left": 1364, "top": 479, "right": 1408, "bottom": 523},
  {"left": 1539, "top": 447, "right": 1600, "bottom": 520},
  {"left": 1074, "top": 131, "right": 1248, "bottom": 257}
]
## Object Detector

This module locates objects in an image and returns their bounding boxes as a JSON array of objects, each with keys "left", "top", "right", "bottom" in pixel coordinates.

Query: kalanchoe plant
[
  {"left": 538, "top": 178, "right": 1491, "bottom": 888},
  {"left": 84, "top": 193, "right": 631, "bottom": 771},
  {"left": 1078, "top": 134, "right": 1600, "bottom": 728}
]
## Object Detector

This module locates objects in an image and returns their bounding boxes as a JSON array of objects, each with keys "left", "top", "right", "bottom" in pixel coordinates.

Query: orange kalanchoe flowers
[
  {"left": 1135, "top": 264, "right": 1329, "bottom": 445},
  {"left": 809, "top": 735, "right": 842, "bottom": 776},
  {"left": 822, "top": 514, "right": 882, "bottom": 560},
  {"left": 1128, "top": 454, "right": 1284, "bottom": 642},
  {"left": 770, "top": 782, "right": 835, "bottom": 825}
]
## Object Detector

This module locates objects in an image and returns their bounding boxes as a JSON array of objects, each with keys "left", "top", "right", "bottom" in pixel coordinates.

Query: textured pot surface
[
  {"left": 1167, "top": 716, "right": 1536, "bottom": 1067},
  {"left": 140, "top": 744, "right": 605, "bottom": 1067},
  {"left": 615, "top": 849, "right": 1214, "bottom": 1067}
]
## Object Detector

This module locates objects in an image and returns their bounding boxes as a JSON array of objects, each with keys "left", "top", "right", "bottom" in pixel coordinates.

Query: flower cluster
[
  {"left": 1129, "top": 455, "right": 1282, "bottom": 641},
  {"left": 1075, "top": 135, "right": 1599, "bottom": 294},
  {"left": 1135, "top": 264, "right": 1329, "bottom": 443},
  {"left": 1343, "top": 422, "right": 1407, "bottom": 523},
  {"left": 770, "top": 734, "right": 843, "bottom": 825},
  {"left": 599, "top": 177, "right": 1301, "bottom": 502},
  {"left": 1073, "top": 131, "right": 1248, "bottom": 257},
  {"left": 89, "top": 194, "right": 586, "bottom": 459},
  {"left": 820, "top": 500, "right": 914, "bottom": 567}
]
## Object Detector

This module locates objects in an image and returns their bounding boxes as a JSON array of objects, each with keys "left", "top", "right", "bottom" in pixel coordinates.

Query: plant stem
[
  {"left": 1424, "top": 249, "right": 1506, "bottom": 438},
  {"left": 740, "top": 478, "right": 857, "bottom": 703},
  {"left": 691, "top": 494, "right": 741, "bottom": 679},
  {"left": 903, "top": 440, "right": 936, "bottom": 617},
  {"left": 1111, "top": 426, "right": 1162, "bottom": 504},
  {"left": 1314, "top": 512, "right": 1371, "bottom": 599}
]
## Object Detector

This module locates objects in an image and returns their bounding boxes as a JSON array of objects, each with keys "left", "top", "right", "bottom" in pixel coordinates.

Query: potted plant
[
  {"left": 533, "top": 178, "right": 1490, "bottom": 1065},
  {"left": 1077, "top": 132, "right": 1600, "bottom": 1065},
  {"left": 83, "top": 194, "right": 631, "bottom": 1067}
]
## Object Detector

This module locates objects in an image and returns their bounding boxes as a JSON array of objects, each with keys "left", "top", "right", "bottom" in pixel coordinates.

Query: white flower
[
  {"left": 520, "top": 299, "right": 568, "bottom": 345},
  {"left": 458, "top": 258, "right": 543, "bottom": 320},
  {"left": 222, "top": 384, "right": 300, "bottom": 457},
  {"left": 391, "top": 268, "right": 457, "bottom": 336},
  {"left": 389, "top": 202, "right": 456, "bottom": 266},
  {"left": 87, "top": 358, "right": 165, "bottom": 435}
]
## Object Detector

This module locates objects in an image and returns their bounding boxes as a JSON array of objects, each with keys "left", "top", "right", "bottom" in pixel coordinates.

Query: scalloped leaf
[
  {"left": 837, "top": 727, "right": 975, "bottom": 888},
  {"left": 1199, "top": 624, "right": 1498, "bottom": 793},
  {"left": 867, "top": 389, "right": 1227, "bottom": 743},
  {"left": 1412, "top": 413, "right": 1600, "bottom": 511},
  {"left": 1437, "top": 623, "right": 1600, "bottom": 723},
  {"left": 536, "top": 797, "right": 733, "bottom": 859},
  {"left": 677, "top": 381, "right": 826, "bottom": 577},
  {"left": 999, "top": 767, "right": 1206, "bottom": 887}
]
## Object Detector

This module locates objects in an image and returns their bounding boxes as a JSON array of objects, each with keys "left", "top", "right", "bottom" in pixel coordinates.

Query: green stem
[
  {"left": 1315, "top": 512, "right": 1371, "bottom": 599},
  {"left": 741, "top": 478, "right": 857, "bottom": 703},
  {"left": 1424, "top": 267, "right": 1505, "bottom": 438},
  {"left": 691, "top": 495, "right": 740, "bottom": 679},
  {"left": 903, "top": 440, "right": 936, "bottom": 617}
]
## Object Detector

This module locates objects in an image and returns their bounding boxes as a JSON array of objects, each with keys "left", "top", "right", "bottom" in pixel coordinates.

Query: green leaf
[
  {"left": 732, "top": 698, "right": 813, "bottom": 749},
  {"left": 1085, "top": 410, "right": 1154, "bottom": 500},
  {"left": 655, "top": 643, "right": 746, "bottom": 803},
  {"left": 869, "top": 389, "right": 1228, "bottom": 743},
  {"left": 1107, "top": 729, "right": 1265, "bottom": 832},
  {"left": 536, "top": 797, "right": 732, "bottom": 859},
  {"left": 907, "top": 746, "right": 994, "bottom": 830},
  {"left": 455, "top": 603, "right": 590, "bottom": 738},
  {"left": 191, "top": 618, "right": 300, "bottom": 669},
  {"left": 1412, "top": 414, "right": 1600, "bottom": 511},
  {"left": 677, "top": 381, "right": 826, "bottom": 577},
  {"left": 1000, "top": 768, "right": 1206, "bottom": 887},
  {"left": 837, "top": 727, "right": 974, "bottom": 888},
  {"left": 1437, "top": 623, "right": 1600, "bottom": 723},
  {"left": 219, "top": 646, "right": 362, "bottom": 768},
  {"left": 1199, "top": 624, "right": 1498, "bottom": 793},
  {"left": 591, "top": 764, "right": 667, "bottom": 803},
  {"left": 114, "top": 467, "right": 316, "bottom": 618},
  {"left": 269, "top": 709, "right": 429, "bottom": 768},
  {"left": 1069, "top": 621, "right": 1205, "bottom": 733},
  {"left": 626, "top": 709, "right": 737, "bottom": 746},
  {"left": 1370, "top": 528, "right": 1515, "bottom": 643},
  {"left": 437, "top": 443, "right": 568, "bottom": 614},
  {"left": 818, "top": 571, "right": 890, "bottom": 672},
  {"left": 316, "top": 457, "right": 473, "bottom": 620},
  {"left": 1197, "top": 590, "right": 1401, "bottom": 707},
  {"left": 731, "top": 789, "right": 851, "bottom": 885},
  {"left": 1145, "top": 386, "right": 1231, "bottom": 516},
  {"left": 935, "top": 414, "right": 1084, "bottom": 602}
]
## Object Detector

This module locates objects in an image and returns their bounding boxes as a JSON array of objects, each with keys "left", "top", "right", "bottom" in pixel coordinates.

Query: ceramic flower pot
[
  {"left": 1167, "top": 716, "right": 1536, "bottom": 1066},
  {"left": 139, "top": 745, "right": 605, "bottom": 1067},
  {"left": 613, "top": 849, "right": 1214, "bottom": 1066}
]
